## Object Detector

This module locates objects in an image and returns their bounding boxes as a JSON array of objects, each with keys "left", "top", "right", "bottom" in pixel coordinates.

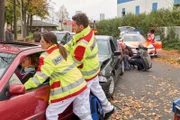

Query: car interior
[{"left": 12, "top": 52, "right": 42, "bottom": 85}]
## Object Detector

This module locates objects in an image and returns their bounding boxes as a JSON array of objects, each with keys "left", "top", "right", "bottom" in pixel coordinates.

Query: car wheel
[
  {"left": 120, "top": 60, "right": 124, "bottom": 75},
  {"left": 108, "top": 75, "right": 115, "bottom": 97}
]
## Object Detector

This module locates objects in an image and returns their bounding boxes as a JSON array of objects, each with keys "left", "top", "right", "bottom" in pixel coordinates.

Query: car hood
[{"left": 124, "top": 41, "right": 153, "bottom": 48}]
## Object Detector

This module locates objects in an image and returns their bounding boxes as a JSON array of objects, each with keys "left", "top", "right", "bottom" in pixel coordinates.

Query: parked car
[
  {"left": 96, "top": 35, "right": 124, "bottom": 97},
  {"left": 118, "top": 26, "right": 136, "bottom": 38},
  {"left": 0, "top": 42, "right": 74, "bottom": 120},
  {"left": 118, "top": 33, "right": 156, "bottom": 56},
  {"left": 50, "top": 31, "right": 75, "bottom": 44}
]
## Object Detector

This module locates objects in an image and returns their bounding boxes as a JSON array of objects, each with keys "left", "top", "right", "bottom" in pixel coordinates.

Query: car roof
[
  {"left": 0, "top": 42, "right": 40, "bottom": 54},
  {"left": 95, "top": 35, "right": 113, "bottom": 40},
  {"left": 118, "top": 26, "right": 135, "bottom": 29},
  {"left": 50, "top": 31, "right": 75, "bottom": 34}
]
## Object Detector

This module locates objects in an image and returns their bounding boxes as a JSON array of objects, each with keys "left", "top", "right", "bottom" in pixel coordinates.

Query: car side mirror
[
  {"left": 9, "top": 84, "right": 25, "bottom": 96},
  {"left": 114, "top": 51, "right": 121, "bottom": 56}
]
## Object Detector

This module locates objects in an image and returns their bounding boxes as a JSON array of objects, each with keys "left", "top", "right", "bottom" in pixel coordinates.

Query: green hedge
[{"left": 97, "top": 9, "right": 180, "bottom": 49}]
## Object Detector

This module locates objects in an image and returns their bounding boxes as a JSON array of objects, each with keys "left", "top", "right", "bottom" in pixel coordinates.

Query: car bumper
[{"left": 132, "top": 48, "right": 156, "bottom": 56}]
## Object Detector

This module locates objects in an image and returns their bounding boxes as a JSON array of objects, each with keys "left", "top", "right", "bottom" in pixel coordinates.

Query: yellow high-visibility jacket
[
  {"left": 25, "top": 44, "right": 87, "bottom": 103},
  {"left": 65, "top": 26, "right": 100, "bottom": 81}
]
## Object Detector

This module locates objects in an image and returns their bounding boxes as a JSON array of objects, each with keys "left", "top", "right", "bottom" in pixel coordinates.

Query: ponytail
[{"left": 57, "top": 44, "right": 67, "bottom": 60}]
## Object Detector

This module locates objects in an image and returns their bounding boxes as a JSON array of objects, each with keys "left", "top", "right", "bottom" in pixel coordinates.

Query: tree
[
  {"left": 27, "top": 0, "right": 49, "bottom": 33},
  {"left": 0, "top": 0, "right": 5, "bottom": 41},
  {"left": 14, "top": 0, "right": 17, "bottom": 40},
  {"left": 57, "top": 5, "right": 69, "bottom": 29},
  {"left": 5, "top": 0, "right": 14, "bottom": 26},
  {"left": 17, "top": 0, "right": 31, "bottom": 39}
]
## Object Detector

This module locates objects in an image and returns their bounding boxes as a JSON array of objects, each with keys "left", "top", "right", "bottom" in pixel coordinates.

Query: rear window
[
  {"left": 0, "top": 52, "right": 16, "bottom": 78},
  {"left": 119, "top": 27, "right": 135, "bottom": 32},
  {"left": 123, "top": 35, "right": 146, "bottom": 42},
  {"left": 97, "top": 39, "right": 110, "bottom": 56},
  {"left": 56, "top": 33, "right": 66, "bottom": 41}
]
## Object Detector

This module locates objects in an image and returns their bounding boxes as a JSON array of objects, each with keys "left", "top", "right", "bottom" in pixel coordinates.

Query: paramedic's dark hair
[
  {"left": 150, "top": 29, "right": 155, "bottom": 33},
  {"left": 42, "top": 32, "right": 67, "bottom": 60},
  {"left": 72, "top": 13, "right": 89, "bottom": 28}
]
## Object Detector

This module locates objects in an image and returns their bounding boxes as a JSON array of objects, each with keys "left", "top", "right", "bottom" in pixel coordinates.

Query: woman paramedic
[{"left": 24, "top": 32, "right": 92, "bottom": 120}]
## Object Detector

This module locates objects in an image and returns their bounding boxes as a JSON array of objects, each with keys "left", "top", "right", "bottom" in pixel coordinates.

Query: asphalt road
[{"left": 110, "top": 60, "right": 180, "bottom": 120}]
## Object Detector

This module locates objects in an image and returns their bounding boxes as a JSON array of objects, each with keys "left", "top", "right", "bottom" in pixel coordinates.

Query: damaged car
[{"left": 96, "top": 35, "right": 124, "bottom": 98}]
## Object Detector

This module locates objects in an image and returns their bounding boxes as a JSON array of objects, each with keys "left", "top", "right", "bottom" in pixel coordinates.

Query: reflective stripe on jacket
[
  {"left": 25, "top": 44, "right": 87, "bottom": 103},
  {"left": 65, "top": 26, "right": 100, "bottom": 81}
]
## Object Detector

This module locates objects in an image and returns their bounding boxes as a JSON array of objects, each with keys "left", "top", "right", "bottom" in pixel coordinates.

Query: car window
[
  {"left": 110, "top": 39, "right": 116, "bottom": 52},
  {"left": 56, "top": 33, "right": 65, "bottom": 41},
  {"left": 123, "top": 35, "right": 146, "bottom": 42},
  {"left": 9, "top": 73, "right": 22, "bottom": 85},
  {"left": 155, "top": 35, "right": 161, "bottom": 41},
  {"left": 0, "top": 52, "right": 16, "bottom": 79},
  {"left": 14, "top": 52, "right": 43, "bottom": 85},
  {"left": 119, "top": 27, "right": 135, "bottom": 32},
  {"left": 97, "top": 39, "right": 110, "bottom": 56}
]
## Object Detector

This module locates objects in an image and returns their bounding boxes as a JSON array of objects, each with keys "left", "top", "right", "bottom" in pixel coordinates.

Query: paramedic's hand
[{"left": 128, "top": 57, "right": 131, "bottom": 60}]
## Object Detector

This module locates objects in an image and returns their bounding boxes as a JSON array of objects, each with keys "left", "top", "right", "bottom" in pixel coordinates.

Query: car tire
[
  {"left": 108, "top": 74, "right": 115, "bottom": 97},
  {"left": 120, "top": 60, "right": 124, "bottom": 75}
]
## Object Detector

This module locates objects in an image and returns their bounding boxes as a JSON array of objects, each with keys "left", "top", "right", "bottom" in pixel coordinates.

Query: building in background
[
  {"left": 100, "top": 13, "right": 105, "bottom": 20},
  {"left": 117, "top": 0, "right": 180, "bottom": 17},
  {"left": 28, "top": 20, "right": 58, "bottom": 32}
]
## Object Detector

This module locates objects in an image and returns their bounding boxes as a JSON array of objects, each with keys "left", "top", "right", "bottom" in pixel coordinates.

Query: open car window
[{"left": 13, "top": 52, "right": 43, "bottom": 85}]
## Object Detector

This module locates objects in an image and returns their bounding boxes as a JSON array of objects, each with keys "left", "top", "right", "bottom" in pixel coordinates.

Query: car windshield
[
  {"left": 56, "top": 33, "right": 66, "bottom": 41},
  {"left": 123, "top": 35, "right": 146, "bottom": 42},
  {"left": 119, "top": 27, "right": 135, "bottom": 32},
  {"left": 97, "top": 39, "right": 110, "bottom": 56},
  {"left": 0, "top": 52, "right": 16, "bottom": 79}
]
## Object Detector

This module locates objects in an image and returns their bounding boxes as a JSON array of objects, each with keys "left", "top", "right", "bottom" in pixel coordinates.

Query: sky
[{"left": 50, "top": 0, "right": 117, "bottom": 21}]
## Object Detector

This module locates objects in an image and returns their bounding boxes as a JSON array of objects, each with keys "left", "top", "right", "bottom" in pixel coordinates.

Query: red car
[{"left": 0, "top": 42, "right": 74, "bottom": 120}]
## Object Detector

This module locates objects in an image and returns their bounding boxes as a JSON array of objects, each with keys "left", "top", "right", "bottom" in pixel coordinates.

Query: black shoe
[{"left": 104, "top": 108, "right": 115, "bottom": 120}]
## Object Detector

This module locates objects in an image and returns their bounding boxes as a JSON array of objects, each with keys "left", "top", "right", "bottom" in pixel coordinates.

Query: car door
[
  {"left": 0, "top": 51, "right": 50, "bottom": 120},
  {"left": 0, "top": 84, "right": 50, "bottom": 120},
  {"left": 109, "top": 39, "right": 121, "bottom": 78},
  {"left": 153, "top": 35, "right": 162, "bottom": 50}
]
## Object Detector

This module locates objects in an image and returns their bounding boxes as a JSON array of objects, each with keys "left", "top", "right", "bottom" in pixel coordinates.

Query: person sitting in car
[{"left": 15, "top": 55, "right": 36, "bottom": 83}]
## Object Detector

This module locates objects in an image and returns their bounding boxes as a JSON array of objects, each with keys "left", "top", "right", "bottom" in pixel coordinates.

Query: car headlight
[{"left": 99, "top": 76, "right": 108, "bottom": 82}]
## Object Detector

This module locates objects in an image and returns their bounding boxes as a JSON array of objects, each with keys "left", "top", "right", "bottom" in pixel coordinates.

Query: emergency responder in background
[
  {"left": 147, "top": 29, "right": 157, "bottom": 54},
  {"left": 147, "top": 29, "right": 155, "bottom": 44},
  {"left": 65, "top": 13, "right": 115, "bottom": 120},
  {"left": 129, "top": 44, "right": 152, "bottom": 71},
  {"left": 24, "top": 32, "right": 92, "bottom": 120},
  {"left": 5, "top": 24, "right": 13, "bottom": 42},
  {"left": 33, "top": 28, "right": 41, "bottom": 42}
]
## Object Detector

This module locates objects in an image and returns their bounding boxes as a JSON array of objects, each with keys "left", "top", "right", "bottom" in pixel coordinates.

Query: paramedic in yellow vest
[
  {"left": 65, "top": 13, "right": 115, "bottom": 119},
  {"left": 24, "top": 32, "right": 92, "bottom": 120}
]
